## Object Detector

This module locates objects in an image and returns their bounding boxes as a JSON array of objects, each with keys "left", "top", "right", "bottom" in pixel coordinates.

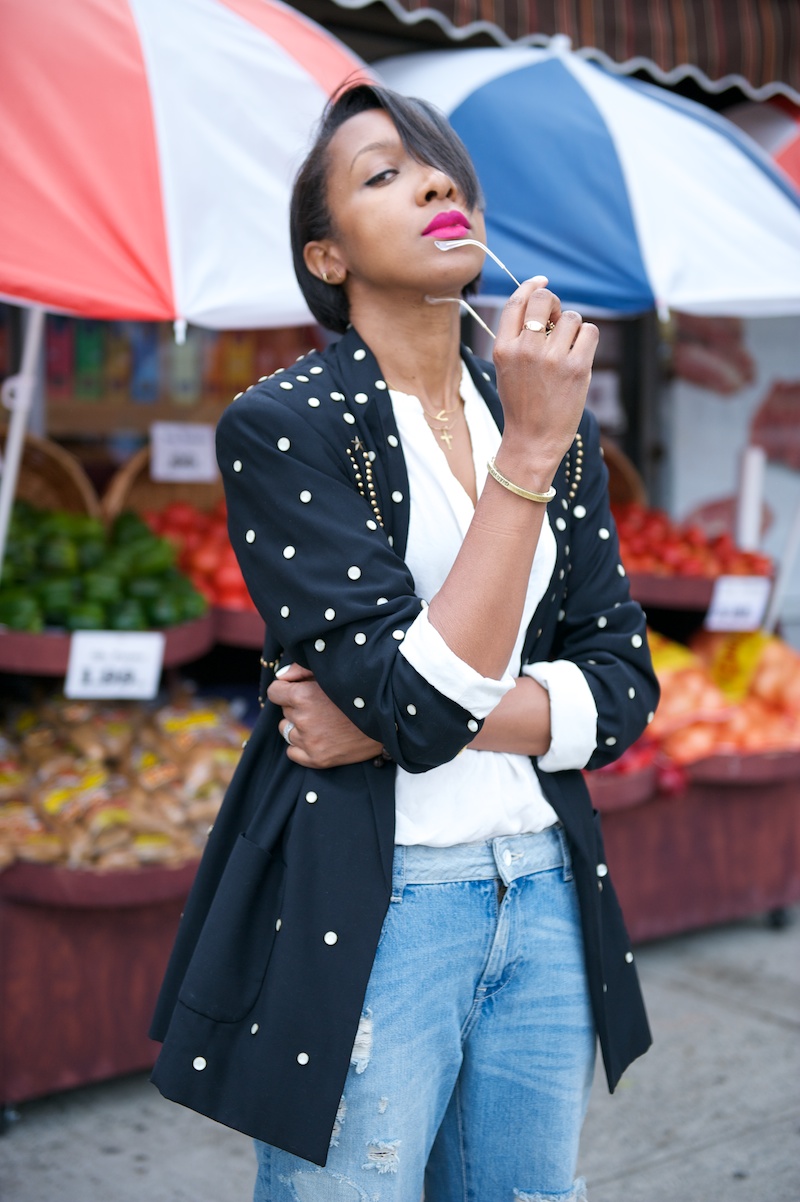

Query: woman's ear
[{"left": 304, "top": 241, "right": 347, "bottom": 286}]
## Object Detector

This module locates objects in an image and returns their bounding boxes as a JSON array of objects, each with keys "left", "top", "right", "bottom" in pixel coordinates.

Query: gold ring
[{"left": 523, "top": 319, "right": 555, "bottom": 334}]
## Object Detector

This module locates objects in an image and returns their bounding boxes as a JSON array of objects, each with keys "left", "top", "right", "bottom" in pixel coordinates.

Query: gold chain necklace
[{"left": 419, "top": 389, "right": 464, "bottom": 452}]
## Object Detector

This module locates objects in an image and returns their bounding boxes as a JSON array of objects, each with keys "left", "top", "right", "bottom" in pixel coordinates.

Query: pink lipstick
[{"left": 422, "top": 209, "right": 471, "bottom": 239}]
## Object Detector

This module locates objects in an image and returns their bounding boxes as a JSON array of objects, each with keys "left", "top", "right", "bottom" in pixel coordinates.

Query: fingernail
[
  {"left": 275, "top": 663, "right": 293, "bottom": 677},
  {"left": 530, "top": 275, "right": 548, "bottom": 286}
]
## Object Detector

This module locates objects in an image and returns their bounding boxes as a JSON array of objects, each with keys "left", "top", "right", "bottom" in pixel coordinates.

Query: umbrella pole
[
  {"left": 762, "top": 499, "right": 800, "bottom": 635},
  {"left": 0, "top": 306, "right": 46, "bottom": 583}
]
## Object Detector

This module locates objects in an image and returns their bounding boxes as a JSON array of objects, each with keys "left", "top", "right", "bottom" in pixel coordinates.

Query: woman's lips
[
  {"left": 428, "top": 223, "right": 470, "bottom": 240},
  {"left": 422, "top": 210, "right": 470, "bottom": 239}
]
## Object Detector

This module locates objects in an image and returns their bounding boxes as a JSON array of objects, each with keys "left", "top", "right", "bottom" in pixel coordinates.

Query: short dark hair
[{"left": 290, "top": 82, "right": 484, "bottom": 334}]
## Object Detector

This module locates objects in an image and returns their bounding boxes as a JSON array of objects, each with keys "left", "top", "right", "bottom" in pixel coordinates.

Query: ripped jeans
[{"left": 253, "top": 825, "right": 594, "bottom": 1202}]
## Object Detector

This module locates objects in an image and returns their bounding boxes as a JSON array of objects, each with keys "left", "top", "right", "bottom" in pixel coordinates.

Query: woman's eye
[{"left": 365, "top": 169, "right": 397, "bottom": 187}]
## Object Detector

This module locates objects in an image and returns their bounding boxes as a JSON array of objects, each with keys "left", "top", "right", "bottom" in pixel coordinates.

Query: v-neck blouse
[{"left": 389, "top": 364, "right": 597, "bottom": 847}]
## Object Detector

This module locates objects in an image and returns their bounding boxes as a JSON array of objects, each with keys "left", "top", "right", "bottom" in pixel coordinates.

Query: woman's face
[{"left": 307, "top": 108, "right": 486, "bottom": 301}]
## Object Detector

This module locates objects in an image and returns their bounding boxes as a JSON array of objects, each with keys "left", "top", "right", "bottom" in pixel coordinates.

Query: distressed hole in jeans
[
  {"left": 350, "top": 1009, "right": 373, "bottom": 1074},
  {"left": 514, "top": 1177, "right": 588, "bottom": 1202},
  {"left": 377, "top": 1096, "right": 388, "bottom": 1114},
  {"left": 280, "top": 1168, "right": 369, "bottom": 1202},
  {"left": 330, "top": 1095, "right": 347, "bottom": 1147},
  {"left": 362, "top": 1138, "right": 400, "bottom": 1174}
]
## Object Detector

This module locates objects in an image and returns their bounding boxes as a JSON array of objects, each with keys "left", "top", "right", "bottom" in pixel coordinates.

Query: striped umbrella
[
  {"left": 0, "top": 0, "right": 367, "bottom": 328},
  {"left": 376, "top": 44, "right": 800, "bottom": 319},
  {"left": 0, "top": 0, "right": 367, "bottom": 572}
]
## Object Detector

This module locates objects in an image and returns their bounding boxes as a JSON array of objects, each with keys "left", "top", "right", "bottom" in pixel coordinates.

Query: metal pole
[{"left": 0, "top": 306, "right": 46, "bottom": 583}]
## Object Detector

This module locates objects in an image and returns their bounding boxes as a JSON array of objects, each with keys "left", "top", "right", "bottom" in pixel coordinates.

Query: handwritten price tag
[
  {"left": 65, "top": 632, "right": 166, "bottom": 700},
  {"left": 150, "top": 421, "right": 218, "bottom": 482},
  {"left": 704, "top": 576, "right": 772, "bottom": 633}
]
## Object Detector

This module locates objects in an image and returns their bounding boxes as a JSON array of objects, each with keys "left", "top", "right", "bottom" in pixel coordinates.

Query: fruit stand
[
  {"left": 0, "top": 429, "right": 259, "bottom": 1116},
  {"left": 589, "top": 754, "right": 800, "bottom": 944},
  {"left": 584, "top": 499, "right": 800, "bottom": 941},
  {"left": 2, "top": 338, "right": 800, "bottom": 1116}
]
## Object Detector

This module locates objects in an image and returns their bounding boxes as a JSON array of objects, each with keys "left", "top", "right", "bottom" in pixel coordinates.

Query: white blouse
[{"left": 392, "top": 363, "right": 598, "bottom": 847}]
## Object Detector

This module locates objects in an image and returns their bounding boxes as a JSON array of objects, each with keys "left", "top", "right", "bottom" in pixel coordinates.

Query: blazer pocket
[{"left": 179, "top": 833, "right": 285, "bottom": 1023}]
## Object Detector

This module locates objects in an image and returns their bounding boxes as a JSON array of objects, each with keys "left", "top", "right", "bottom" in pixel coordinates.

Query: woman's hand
[
  {"left": 492, "top": 276, "right": 599, "bottom": 491},
  {"left": 267, "top": 663, "right": 384, "bottom": 769}
]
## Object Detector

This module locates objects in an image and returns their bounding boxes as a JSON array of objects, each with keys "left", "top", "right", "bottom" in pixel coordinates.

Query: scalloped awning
[{"left": 305, "top": 0, "right": 800, "bottom": 103}]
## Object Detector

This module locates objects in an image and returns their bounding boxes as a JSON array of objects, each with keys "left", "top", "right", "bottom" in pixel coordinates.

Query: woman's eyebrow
[{"left": 350, "top": 139, "right": 401, "bottom": 171}]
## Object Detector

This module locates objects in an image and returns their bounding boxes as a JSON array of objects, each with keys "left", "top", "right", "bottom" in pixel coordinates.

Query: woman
[{"left": 150, "top": 83, "right": 659, "bottom": 1201}]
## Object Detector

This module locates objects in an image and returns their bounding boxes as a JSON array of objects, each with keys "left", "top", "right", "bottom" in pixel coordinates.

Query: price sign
[
  {"left": 65, "top": 632, "right": 166, "bottom": 700},
  {"left": 150, "top": 421, "right": 218, "bottom": 482},
  {"left": 704, "top": 575, "right": 772, "bottom": 633}
]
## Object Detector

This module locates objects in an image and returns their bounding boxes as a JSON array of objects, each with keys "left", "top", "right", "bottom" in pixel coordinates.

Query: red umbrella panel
[{"left": 0, "top": 0, "right": 369, "bottom": 576}]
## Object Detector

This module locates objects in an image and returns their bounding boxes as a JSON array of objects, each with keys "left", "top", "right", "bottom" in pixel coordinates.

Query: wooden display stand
[
  {"left": 2, "top": 431, "right": 796, "bottom": 1113},
  {"left": 0, "top": 862, "right": 197, "bottom": 1111},
  {"left": 589, "top": 759, "right": 800, "bottom": 943}
]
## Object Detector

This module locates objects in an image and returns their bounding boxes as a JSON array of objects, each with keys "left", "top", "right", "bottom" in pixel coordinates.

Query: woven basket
[
  {"left": 600, "top": 439, "right": 647, "bottom": 507},
  {"left": 102, "top": 446, "right": 224, "bottom": 522},
  {"left": 102, "top": 437, "right": 644, "bottom": 520},
  {"left": 11, "top": 433, "right": 102, "bottom": 517}
]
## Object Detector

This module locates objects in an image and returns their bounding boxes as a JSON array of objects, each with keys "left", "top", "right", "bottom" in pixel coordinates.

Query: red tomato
[
  {"left": 214, "top": 588, "right": 251, "bottom": 610},
  {"left": 205, "top": 520, "right": 230, "bottom": 545},
  {"left": 677, "top": 555, "right": 708, "bottom": 576},
  {"left": 188, "top": 544, "right": 221, "bottom": 577},
  {"left": 160, "top": 501, "right": 201, "bottom": 531},
  {"left": 216, "top": 544, "right": 241, "bottom": 570},
  {"left": 215, "top": 562, "right": 246, "bottom": 592}
]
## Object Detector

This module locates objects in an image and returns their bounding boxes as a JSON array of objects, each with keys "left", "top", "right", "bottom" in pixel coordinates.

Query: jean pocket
[{"left": 179, "top": 833, "right": 285, "bottom": 1023}]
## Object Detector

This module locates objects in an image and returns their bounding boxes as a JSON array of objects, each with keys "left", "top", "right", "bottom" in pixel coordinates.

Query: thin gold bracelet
[{"left": 486, "top": 457, "right": 556, "bottom": 504}]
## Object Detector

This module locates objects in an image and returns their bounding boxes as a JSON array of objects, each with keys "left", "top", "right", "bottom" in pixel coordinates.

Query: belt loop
[
  {"left": 555, "top": 823, "right": 573, "bottom": 882},
  {"left": 391, "top": 845, "right": 406, "bottom": 902}
]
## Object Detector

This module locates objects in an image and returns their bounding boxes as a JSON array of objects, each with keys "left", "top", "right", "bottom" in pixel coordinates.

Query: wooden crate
[
  {"left": 9, "top": 432, "right": 101, "bottom": 517},
  {"left": 102, "top": 445, "right": 223, "bottom": 522},
  {"left": 0, "top": 862, "right": 197, "bottom": 1107},
  {"left": 601, "top": 438, "right": 647, "bottom": 507}
]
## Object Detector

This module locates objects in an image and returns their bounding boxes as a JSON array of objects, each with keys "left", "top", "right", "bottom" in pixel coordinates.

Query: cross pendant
[{"left": 440, "top": 428, "right": 454, "bottom": 451}]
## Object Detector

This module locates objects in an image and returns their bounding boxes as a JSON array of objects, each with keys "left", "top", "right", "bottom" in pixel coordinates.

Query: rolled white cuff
[
  {"left": 522, "top": 660, "right": 598, "bottom": 771},
  {"left": 399, "top": 608, "right": 516, "bottom": 719}
]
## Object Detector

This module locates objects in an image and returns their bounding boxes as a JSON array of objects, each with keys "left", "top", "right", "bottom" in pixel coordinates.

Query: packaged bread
[
  {"left": 0, "top": 801, "right": 65, "bottom": 864},
  {"left": 31, "top": 763, "right": 111, "bottom": 830},
  {"left": 0, "top": 690, "right": 248, "bottom": 872}
]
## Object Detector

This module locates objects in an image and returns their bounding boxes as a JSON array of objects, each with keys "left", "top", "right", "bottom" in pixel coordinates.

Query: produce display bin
[
  {"left": 213, "top": 606, "right": 265, "bottom": 648},
  {"left": 2, "top": 410, "right": 798, "bottom": 1115},
  {"left": 589, "top": 761, "right": 800, "bottom": 943},
  {"left": 0, "top": 861, "right": 197, "bottom": 1109},
  {"left": 0, "top": 614, "right": 215, "bottom": 675}
]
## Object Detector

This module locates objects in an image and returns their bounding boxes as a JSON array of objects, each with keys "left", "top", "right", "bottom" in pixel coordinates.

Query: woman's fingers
[
  {"left": 279, "top": 716, "right": 300, "bottom": 749},
  {"left": 493, "top": 275, "right": 550, "bottom": 343},
  {"left": 492, "top": 277, "right": 599, "bottom": 474},
  {"left": 276, "top": 686, "right": 383, "bottom": 769},
  {"left": 273, "top": 662, "right": 314, "bottom": 682},
  {"left": 545, "top": 310, "right": 600, "bottom": 364}
]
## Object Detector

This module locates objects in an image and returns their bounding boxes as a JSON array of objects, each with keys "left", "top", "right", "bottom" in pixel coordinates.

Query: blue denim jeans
[{"left": 254, "top": 826, "right": 594, "bottom": 1202}]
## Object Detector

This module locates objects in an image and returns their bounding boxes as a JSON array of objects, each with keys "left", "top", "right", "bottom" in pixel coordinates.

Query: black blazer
[{"left": 150, "top": 326, "right": 660, "bottom": 1167}]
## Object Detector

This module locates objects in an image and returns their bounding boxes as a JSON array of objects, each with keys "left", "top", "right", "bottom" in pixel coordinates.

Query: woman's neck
[{"left": 348, "top": 289, "right": 465, "bottom": 411}]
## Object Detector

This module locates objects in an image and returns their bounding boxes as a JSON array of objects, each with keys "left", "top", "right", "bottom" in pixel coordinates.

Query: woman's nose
[{"left": 418, "top": 164, "right": 456, "bottom": 203}]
